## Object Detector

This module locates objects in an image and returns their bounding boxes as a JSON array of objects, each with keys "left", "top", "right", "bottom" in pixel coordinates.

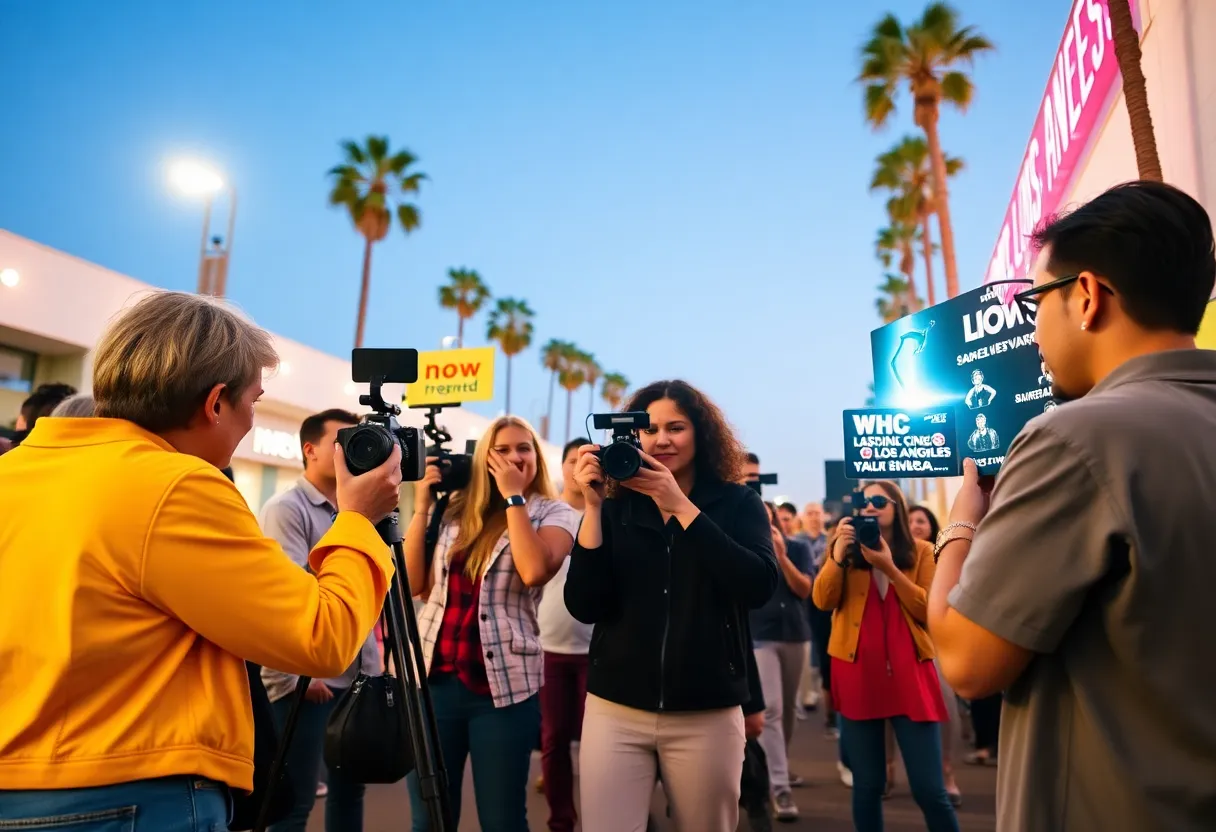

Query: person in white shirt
[{"left": 536, "top": 438, "right": 593, "bottom": 832}]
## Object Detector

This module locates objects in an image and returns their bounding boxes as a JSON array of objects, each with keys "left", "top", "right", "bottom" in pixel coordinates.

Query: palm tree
[
  {"left": 439, "top": 268, "right": 491, "bottom": 347},
  {"left": 859, "top": 2, "right": 993, "bottom": 299},
  {"left": 601, "top": 372, "right": 629, "bottom": 410},
  {"left": 1110, "top": 0, "right": 1162, "bottom": 181},
  {"left": 486, "top": 298, "right": 534, "bottom": 416},
  {"left": 540, "top": 339, "right": 569, "bottom": 441},
  {"left": 871, "top": 136, "right": 963, "bottom": 307},
  {"left": 876, "top": 274, "right": 916, "bottom": 323},
  {"left": 558, "top": 345, "right": 590, "bottom": 444},
  {"left": 582, "top": 353, "right": 603, "bottom": 419},
  {"left": 328, "top": 136, "right": 426, "bottom": 348},
  {"left": 875, "top": 220, "right": 920, "bottom": 308}
]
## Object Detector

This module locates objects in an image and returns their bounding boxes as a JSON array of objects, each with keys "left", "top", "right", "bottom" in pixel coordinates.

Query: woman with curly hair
[{"left": 565, "top": 379, "right": 779, "bottom": 832}]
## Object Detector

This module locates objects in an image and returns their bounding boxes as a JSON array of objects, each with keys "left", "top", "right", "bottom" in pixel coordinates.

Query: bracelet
[{"left": 933, "top": 523, "right": 976, "bottom": 564}]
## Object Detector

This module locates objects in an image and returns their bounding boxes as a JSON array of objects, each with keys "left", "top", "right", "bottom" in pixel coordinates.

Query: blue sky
[{"left": 0, "top": 0, "right": 1071, "bottom": 502}]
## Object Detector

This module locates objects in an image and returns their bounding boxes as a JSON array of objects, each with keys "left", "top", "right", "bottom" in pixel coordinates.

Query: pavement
[{"left": 307, "top": 711, "right": 997, "bottom": 831}]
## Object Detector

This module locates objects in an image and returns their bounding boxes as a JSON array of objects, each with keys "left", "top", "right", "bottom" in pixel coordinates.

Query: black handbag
[{"left": 322, "top": 613, "right": 414, "bottom": 784}]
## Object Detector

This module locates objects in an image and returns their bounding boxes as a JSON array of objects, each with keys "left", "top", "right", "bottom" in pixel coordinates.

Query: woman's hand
[
  {"left": 487, "top": 450, "right": 530, "bottom": 499},
  {"left": 832, "top": 517, "right": 855, "bottom": 564},
  {"left": 630, "top": 452, "right": 697, "bottom": 516},
  {"left": 859, "top": 535, "right": 897, "bottom": 575},
  {"left": 573, "top": 445, "right": 606, "bottom": 507},
  {"left": 771, "top": 526, "right": 788, "bottom": 562},
  {"left": 412, "top": 461, "right": 443, "bottom": 512}
]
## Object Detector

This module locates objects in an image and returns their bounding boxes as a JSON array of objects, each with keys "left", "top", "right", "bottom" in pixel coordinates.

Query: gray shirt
[
  {"left": 950, "top": 349, "right": 1216, "bottom": 832},
  {"left": 259, "top": 476, "right": 381, "bottom": 702}
]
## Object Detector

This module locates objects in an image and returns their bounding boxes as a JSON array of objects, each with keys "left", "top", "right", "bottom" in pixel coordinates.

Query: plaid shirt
[
  {"left": 418, "top": 496, "right": 580, "bottom": 707},
  {"left": 431, "top": 548, "right": 492, "bottom": 696}
]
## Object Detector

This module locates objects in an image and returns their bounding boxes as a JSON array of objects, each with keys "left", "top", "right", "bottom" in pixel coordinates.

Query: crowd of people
[{"left": 2, "top": 180, "right": 1216, "bottom": 832}]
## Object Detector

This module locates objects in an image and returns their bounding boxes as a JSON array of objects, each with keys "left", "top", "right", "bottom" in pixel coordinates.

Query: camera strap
[
  {"left": 423, "top": 493, "right": 451, "bottom": 569},
  {"left": 251, "top": 673, "right": 311, "bottom": 832}
]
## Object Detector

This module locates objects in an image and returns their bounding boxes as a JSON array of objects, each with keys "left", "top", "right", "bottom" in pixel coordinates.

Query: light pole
[{"left": 168, "top": 159, "right": 237, "bottom": 297}]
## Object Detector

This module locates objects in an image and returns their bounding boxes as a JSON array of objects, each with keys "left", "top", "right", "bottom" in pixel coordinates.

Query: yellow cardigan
[{"left": 811, "top": 536, "right": 937, "bottom": 663}]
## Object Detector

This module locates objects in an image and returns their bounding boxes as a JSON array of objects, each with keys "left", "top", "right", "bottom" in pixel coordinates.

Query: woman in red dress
[{"left": 811, "top": 481, "right": 959, "bottom": 832}]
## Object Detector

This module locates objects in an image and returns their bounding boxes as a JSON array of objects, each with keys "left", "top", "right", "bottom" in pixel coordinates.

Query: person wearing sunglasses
[
  {"left": 931, "top": 181, "right": 1216, "bottom": 832},
  {"left": 812, "top": 481, "right": 958, "bottom": 832}
]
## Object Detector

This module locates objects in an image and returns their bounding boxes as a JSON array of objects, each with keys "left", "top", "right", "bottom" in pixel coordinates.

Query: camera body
[
  {"left": 591, "top": 411, "right": 649, "bottom": 481},
  {"left": 747, "top": 472, "right": 778, "bottom": 496},
  {"left": 337, "top": 348, "right": 427, "bottom": 481},
  {"left": 413, "top": 404, "right": 476, "bottom": 494},
  {"left": 846, "top": 488, "right": 882, "bottom": 569}
]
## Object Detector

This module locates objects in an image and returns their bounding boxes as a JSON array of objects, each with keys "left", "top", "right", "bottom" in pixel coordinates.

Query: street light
[
  {"left": 167, "top": 158, "right": 238, "bottom": 297},
  {"left": 0, "top": 268, "right": 18, "bottom": 288}
]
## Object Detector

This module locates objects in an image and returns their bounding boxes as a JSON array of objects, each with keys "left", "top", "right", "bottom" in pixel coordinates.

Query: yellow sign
[
  {"left": 1198, "top": 299, "right": 1216, "bottom": 350},
  {"left": 405, "top": 346, "right": 496, "bottom": 406}
]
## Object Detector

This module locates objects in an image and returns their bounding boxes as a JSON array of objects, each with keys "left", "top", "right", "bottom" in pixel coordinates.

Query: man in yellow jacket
[{"left": 0, "top": 291, "right": 403, "bottom": 831}]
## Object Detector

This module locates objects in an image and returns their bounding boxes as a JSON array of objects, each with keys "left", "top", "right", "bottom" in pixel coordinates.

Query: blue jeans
[
  {"left": 839, "top": 715, "right": 960, "bottom": 832},
  {"left": 268, "top": 688, "right": 365, "bottom": 832},
  {"left": 0, "top": 776, "right": 228, "bottom": 831},
  {"left": 407, "top": 674, "right": 540, "bottom": 832}
]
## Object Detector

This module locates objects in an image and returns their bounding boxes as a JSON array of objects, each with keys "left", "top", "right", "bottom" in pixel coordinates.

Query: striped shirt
[{"left": 417, "top": 496, "right": 580, "bottom": 707}]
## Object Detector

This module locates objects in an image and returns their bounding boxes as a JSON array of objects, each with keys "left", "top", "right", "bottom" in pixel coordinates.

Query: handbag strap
[{"left": 252, "top": 673, "right": 311, "bottom": 832}]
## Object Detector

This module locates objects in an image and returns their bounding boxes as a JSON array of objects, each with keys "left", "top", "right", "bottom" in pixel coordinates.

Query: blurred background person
[
  {"left": 813, "top": 481, "right": 958, "bottom": 832},
  {"left": 752, "top": 501, "right": 813, "bottom": 821},
  {"left": 50, "top": 392, "right": 95, "bottom": 418},
  {"left": 403, "top": 416, "right": 579, "bottom": 832},
  {"left": 0, "top": 291, "right": 402, "bottom": 831},
  {"left": 536, "top": 437, "right": 594, "bottom": 832},
  {"left": 566, "top": 379, "right": 778, "bottom": 832},
  {"left": 259, "top": 408, "right": 376, "bottom": 832},
  {"left": 4, "top": 381, "right": 77, "bottom": 446}
]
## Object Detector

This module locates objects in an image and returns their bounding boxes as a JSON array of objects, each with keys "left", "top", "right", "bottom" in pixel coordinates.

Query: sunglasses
[
  {"left": 1013, "top": 273, "right": 1116, "bottom": 304},
  {"left": 857, "top": 495, "right": 890, "bottom": 510}
]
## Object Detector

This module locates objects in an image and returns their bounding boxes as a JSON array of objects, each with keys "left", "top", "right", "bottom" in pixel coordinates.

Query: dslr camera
[
  {"left": 591, "top": 411, "right": 649, "bottom": 480},
  {"left": 336, "top": 349, "right": 427, "bottom": 480},
  {"left": 413, "top": 404, "right": 476, "bottom": 494},
  {"left": 747, "top": 473, "right": 778, "bottom": 496},
  {"left": 845, "top": 487, "right": 882, "bottom": 569}
]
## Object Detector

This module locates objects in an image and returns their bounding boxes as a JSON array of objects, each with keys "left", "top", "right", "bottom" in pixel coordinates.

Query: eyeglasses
[
  {"left": 1014, "top": 273, "right": 1116, "bottom": 304},
  {"left": 857, "top": 494, "right": 890, "bottom": 510}
]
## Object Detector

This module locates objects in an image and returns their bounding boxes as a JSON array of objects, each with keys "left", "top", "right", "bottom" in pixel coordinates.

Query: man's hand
[
  {"left": 948, "top": 458, "right": 996, "bottom": 528},
  {"left": 744, "top": 711, "right": 765, "bottom": 739},
  {"left": 305, "top": 679, "right": 334, "bottom": 703}
]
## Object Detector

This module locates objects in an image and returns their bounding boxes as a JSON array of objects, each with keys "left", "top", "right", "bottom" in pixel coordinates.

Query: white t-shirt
[{"left": 538, "top": 507, "right": 593, "bottom": 655}]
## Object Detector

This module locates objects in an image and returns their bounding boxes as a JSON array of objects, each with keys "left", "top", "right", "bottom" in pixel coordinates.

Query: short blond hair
[{"left": 93, "top": 291, "right": 278, "bottom": 432}]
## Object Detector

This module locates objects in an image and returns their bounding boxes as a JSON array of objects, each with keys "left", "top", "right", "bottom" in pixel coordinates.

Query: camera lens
[
  {"left": 345, "top": 425, "right": 395, "bottom": 475},
  {"left": 601, "top": 441, "right": 642, "bottom": 480}
]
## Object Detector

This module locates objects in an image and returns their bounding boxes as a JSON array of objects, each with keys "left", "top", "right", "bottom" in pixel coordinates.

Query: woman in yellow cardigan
[
  {"left": 811, "top": 481, "right": 958, "bottom": 832},
  {"left": 0, "top": 291, "right": 403, "bottom": 831}
]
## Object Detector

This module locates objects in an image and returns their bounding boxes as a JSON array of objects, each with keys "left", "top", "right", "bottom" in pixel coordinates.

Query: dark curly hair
[{"left": 608, "top": 379, "right": 746, "bottom": 496}]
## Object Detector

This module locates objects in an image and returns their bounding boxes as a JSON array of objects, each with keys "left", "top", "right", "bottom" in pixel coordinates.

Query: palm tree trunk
[
  {"left": 545, "top": 372, "right": 557, "bottom": 441},
  {"left": 565, "top": 388, "right": 573, "bottom": 444},
  {"left": 354, "top": 237, "right": 374, "bottom": 348},
  {"left": 505, "top": 354, "right": 513, "bottom": 415},
  {"left": 921, "top": 112, "right": 961, "bottom": 299},
  {"left": 456, "top": 316, "right": 465, "bottom": 349},
  {"left": 920, "top": 214, "right": 938, "bottom": 306},
  {"left": 1110, "top": 0, "right": 1162, "bottom": 181},
  {"left": 901, "top": 243, "right": 919, "bottom": 308}
]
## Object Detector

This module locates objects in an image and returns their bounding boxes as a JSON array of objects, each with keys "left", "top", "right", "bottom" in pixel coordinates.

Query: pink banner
[{"left": 983, "top": 0, "right": 1142, "bottom": 297}]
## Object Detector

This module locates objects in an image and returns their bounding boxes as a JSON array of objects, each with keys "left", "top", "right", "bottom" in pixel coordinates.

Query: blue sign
[
  {"left": 869, "top": 283, "right": 1055, "bottom": 476},
  {"left": 843, "top": 407, "right": 959, "bottom": 480}
]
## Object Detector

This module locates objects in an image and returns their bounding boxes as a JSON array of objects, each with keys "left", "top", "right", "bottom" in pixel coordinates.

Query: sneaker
[
  {"left": 838, "top": 762, "right": 853, "bottom": 789},
  {"left": 772, "top": 791, "right": 799, "bottom": 823},
  {"left": 315, "top": 782, "right": 328, "bottom": 798},
  {"left": 788, "top": 773, "right": 806, "bottom": 788}
]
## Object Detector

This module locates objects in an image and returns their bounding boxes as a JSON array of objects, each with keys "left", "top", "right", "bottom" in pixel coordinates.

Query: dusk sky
[{"left": 1, "top": 0, "right": 1073, "bottom": 502}]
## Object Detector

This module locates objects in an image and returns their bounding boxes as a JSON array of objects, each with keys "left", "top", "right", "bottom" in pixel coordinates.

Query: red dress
[{"left": 831, "top": 577, "right": 947, "bottom": 722}]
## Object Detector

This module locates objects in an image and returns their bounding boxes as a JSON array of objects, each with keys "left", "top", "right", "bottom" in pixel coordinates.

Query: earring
[{"left": 1081, "top": 322, "right": 1088, "bottom": 331}]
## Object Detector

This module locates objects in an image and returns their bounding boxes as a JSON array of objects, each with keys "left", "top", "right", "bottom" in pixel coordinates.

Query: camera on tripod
[
  {"left": 747, "top": 472, "right": 778, "bottom": 496},
  {"left": 336, "top": 349, "right": 428, "bottom": 479},
  {"left": 410, "top": 403, "right": 477, "bottom": 494},
  {"left": 845, "top": 487, "right": 882, "bottom": 569},
  {"left": 591, "top": 411, "right": 649, "bottom": 480}
]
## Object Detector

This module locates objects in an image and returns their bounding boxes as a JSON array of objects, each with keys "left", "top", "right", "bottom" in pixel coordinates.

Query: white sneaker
[
  {"left": 837, "top": 762, "right": 853, "bottom": 789},
  {"left": 316, "top": 782, "right": 328, "bottom": 798}
]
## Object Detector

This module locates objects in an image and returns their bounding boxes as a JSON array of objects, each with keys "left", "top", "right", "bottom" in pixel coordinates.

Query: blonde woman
[{"left": 403, "top": 416, "right": 580, "bottom": 832}]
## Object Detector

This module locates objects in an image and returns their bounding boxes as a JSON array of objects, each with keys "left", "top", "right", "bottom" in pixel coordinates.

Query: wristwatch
[{"left": 504, "top": 494, "right": 527, "bottom": 509}]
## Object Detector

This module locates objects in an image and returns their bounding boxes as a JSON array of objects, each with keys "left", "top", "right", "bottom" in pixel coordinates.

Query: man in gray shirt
[
  {"left": 929, "top": 181, "right": 1216, "bottom": 831},
  {"left": 261, "top": 408, "right": 377, "bottom": 832}
]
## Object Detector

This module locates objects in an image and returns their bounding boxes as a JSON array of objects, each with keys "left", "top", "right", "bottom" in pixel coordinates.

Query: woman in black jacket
[{"left": 565, "top": 379, "right": 779, "bottom": 832}]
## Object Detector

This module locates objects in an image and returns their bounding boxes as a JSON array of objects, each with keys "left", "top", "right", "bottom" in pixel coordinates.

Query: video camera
[
  {"left": 746, "top": 473, "right": 778, "bottom": 496},
  {"left": 412, "top": 403, "right": 477, "bottom": 494},
  {"left": 336, "top": 349, "right": 428, "bottom": 480},
  {"left": 845, "top": 487, "right": 882, "bottom": 569},
  {"left": 591, "top": 411, "right": 649, "bottom": 480}
]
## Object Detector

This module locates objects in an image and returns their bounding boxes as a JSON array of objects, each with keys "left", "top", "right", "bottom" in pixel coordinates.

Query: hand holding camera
[
  {"left": 335, "top": 442, "right": 404, "bottom": 524},
  {"left": 573, "top": 445, "right": 606, "bottom": 507},
  {"left": 413, "top": 462, "right": 444, "bottom": 512},
  {"left": 629, "top": 451, "right": 696, "bottom": 517}
]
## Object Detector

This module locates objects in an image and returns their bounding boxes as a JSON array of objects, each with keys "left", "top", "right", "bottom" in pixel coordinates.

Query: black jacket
[{"left": 565, "top": 478, "right": 779, "bottom": 713}]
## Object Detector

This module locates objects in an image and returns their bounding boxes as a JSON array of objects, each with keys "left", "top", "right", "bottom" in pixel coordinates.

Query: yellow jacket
[
  {"left": 811, "top": 536, "right": 936, "bottom": 663},
  {"left": 0, "top": 418, "right": 394, "bottom": 792}
]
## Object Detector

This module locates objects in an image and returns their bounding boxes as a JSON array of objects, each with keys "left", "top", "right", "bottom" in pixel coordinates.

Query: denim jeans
[
  {"left": 268, "top": 687, "right": 365, "bottom": 832},
  {"left": 839, "top": 715, "right": 960, "bottom": 832},
  {"left": 407, "top": 674, "right": 540, "bottom": 832},
  {"left": 0, "top": 776, "right": 228, "bottom": 831}
]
